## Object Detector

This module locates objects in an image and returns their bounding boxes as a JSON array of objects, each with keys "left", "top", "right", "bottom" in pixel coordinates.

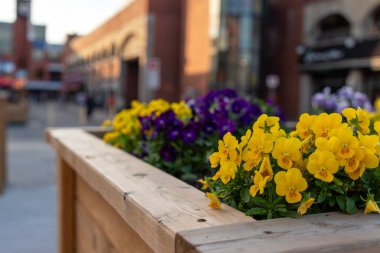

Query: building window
[
  {"left": 215, "top": 0, "right": 262, "bottom": 93},
  {"left": 50, "top": 71, "right": 61, "bottom": 81},
  {"left": 371, "top": 7, "right": 380, "bottom": 34},
  {"left": 35, "top": 69, "right": 44, "bottom": 79},
  {"left": 317, "top": 14, "right": 350, "bottom": 41}
]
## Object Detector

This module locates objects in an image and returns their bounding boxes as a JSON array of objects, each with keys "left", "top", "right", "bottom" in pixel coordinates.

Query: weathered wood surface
[
  {"left": 46, "top": 128, "right": 251, "bottom": 253},
  {"left": 57, "top": 156, "right": 76, "bottom": 253},
  {"left": 76, "top": 175, "right": 154, "bottom": 253},
  {"left": 6, "top": 99, "right": 28, "bottom": 123},
  {"left": 0, "top": 94, "right": 6, "bottom": 193},
  {"left": 177, "top": 212, "right": 380, "bottom": 253}
]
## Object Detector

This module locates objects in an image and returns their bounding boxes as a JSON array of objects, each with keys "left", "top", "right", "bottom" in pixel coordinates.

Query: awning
[
  {"left": 0, "top": 76, "right": 13, "bottom": 88},
  {"left": 26, "top": 80, "right": 62, "bottom": 91},
  {"left": 299, "top": 38, "right": 380, "bottom": 71}
]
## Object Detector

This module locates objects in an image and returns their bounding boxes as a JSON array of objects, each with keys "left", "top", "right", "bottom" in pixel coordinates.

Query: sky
[{"left": 0, "top": 0, "right": 132, "bottom": 44}]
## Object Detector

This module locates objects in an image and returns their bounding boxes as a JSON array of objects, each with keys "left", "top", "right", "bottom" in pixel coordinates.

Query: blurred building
[
  {"left": 298, "top": 0, "right": 380, "bottom": 113},
  {"left": 261, "top": 0, "right": 304, "bottom": 119},
  {"left": 64, "top": 0, "right": 265, "bottom": 109},
  {"left": 0, "top": 0, "right": 63, "bottom": 93}
]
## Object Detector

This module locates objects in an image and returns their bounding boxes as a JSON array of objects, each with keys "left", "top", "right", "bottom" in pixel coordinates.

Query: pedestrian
[{"left": 86, "top": 94, "right": 95, "bottom": 119}]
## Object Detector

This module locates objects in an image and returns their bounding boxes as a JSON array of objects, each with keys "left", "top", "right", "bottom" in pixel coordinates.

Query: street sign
[{"left": 146, "top": 58, "right": 161, "bottom": 90}]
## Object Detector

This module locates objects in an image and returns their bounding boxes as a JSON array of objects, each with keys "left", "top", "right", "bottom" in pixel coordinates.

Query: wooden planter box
[
  {"left": 6, "top": 99, "right": 28, "bottom": 124},
  {"left": 46, "top": 128, "right": 380, "bottom": 253}
]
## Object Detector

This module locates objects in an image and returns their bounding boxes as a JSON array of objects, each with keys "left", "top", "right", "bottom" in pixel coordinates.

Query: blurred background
[{"left": 2, "top": 0, "right": 380, "bottom": 252}]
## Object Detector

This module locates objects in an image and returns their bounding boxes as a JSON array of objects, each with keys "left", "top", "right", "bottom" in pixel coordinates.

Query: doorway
[{"left": 122, "top": 58, "right": 139, "bottom": 108}]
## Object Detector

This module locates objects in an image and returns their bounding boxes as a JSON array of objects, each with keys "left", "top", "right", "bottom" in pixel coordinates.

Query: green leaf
[
  {"left": 251, "top": 197, "right": 269, "bottom": 208},
  {"left": 276, "top": 208, "right": 288, "bottom": 213},
  {"left": 245, "top": 207, "right": 267, "bottom": 216},
  {"left": 240, "top": 188, "right": 251, "bottom": 204},
  {"left": 346, "top": 197, "right": 357, "bottom": 215},
  {"left": 317, "top": 190, "right": 326, "bottom": 203},
  {"left": 336, "top": 195, "right": 346, "bottom": 212},
  {"left": 328, "top": 198, "right": 336, "bottom": 207}
]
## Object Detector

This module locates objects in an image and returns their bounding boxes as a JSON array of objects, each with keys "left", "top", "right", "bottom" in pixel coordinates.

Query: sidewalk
[{"left": 0, "top": 100, "right": 109, "bottom": 253}]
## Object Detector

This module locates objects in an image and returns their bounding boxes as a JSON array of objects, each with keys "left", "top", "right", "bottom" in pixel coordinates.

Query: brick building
[
  {"left": 297, "top": 0, "right": 380, "bottom": 113},
  {"left": 64, "top": 0, "right": 266, "bottom": 109},
  {"left": 64, "top": 0, "right": 191, "bottom": 108},
  {"left": 71, "top": 0, "right": 375, "bottom": 119},
  {"left": 0, "top": 0, "right": 63, "bottom": 91}
]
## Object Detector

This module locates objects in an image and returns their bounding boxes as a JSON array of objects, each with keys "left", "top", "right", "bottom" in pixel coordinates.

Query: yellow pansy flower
[
  {"left": 345, "top": 162, "right": 366, "bottom": 180},
  {"left": 243, "top": 154, "right": 261, "bottom": 171},
  {"left": 300, "top": 136, "right": 312, "bottom": 154},
  {"left": 101, "top": 119, "right": 112, "bottom": 128},
  {"left": 171, "top": 101, "right": 192, "bottom": 122},
  {"left": 237, "top": 130, "right": 252, "bottom": 167},
  {"left": 344, "top": 149, "right": 364, "bottom": 174},
  {"left": 342, "top": 107, "right": 370, "bottom": 134},
  {"left": 328, "top": 126, "right": 359, "bottom": 159},
  {"left": 315, "top": 137, "right": 334, "bottom": 153},
  {"left": 364, "top": 199, "right": 380, "bottom": 214},
  {"left": 374, "top": 122, "right": 380, "bottom": 136},
  {"left": 358, "top": 134, "right": 379, "bottom": 155},
  {"left": 218, "top": 132, "right": 239, "bottom": 161},
  {"left": 274, "top": 168, "right": 308, "bottom": 204},
  {"left": 375, "top": 98, "right": 380, "bottom": 112},
  {"left": 293, "top": 158, "right": 309, "bottom": 173},
  {"left": 242, "top": 131, "right": 274, "bottom": 171},
  {"left": 206, "top": 192, "right": 221, "bottom": 209},
  {"left": 103, "top": 131, "right": 119, "bottom": 143},
  {"left": 259, "top": 156, "right": 274, "bottom": 181},
  {"left": 297, "top": 198, "right": 315, "bottom": 215},
  {"left": 272, "top": 137, "right": 302, "bottom": 170},
  {"left": 112, "top": 110, "right": 128, "bottom": 130},
  {"left": 296, "top": 113, "right": 316, "bottom": 139},
  {"left": 311, "top": 113, "right": 342, "bottom": 138},
  {"left": 253, "top": 114, "right": 280, "bottom": 134},
  {"left": 250, "top": 171, "right": 269, "bottom": 197},
  {"left": 218, "top": 159, "right": 238, "bottom": 184},
  {"left": 209, "top": 152, "right": 221, "bottom": 168},
  {"left": 198, "top": 179, "right": 210, "bottom": 190},
  {"left": 307, "top": 150, "right": 339, "bottom": 182}
]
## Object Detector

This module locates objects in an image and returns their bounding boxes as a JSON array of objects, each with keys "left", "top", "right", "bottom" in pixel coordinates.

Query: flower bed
[
  {"left": 46, "top": 127, "right": 380, "bottom": 253},
  {"left": 311, "top": 86, "right": 373, "bottom": 113},
  {"left": 202, "top": 109, "right": 380, "bottom": 219},
  {"left": 102, "top": 89, "right": 282, "bottom": 183}
]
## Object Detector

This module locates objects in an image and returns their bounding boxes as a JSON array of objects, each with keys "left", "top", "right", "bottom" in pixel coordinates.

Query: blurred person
[{"left": 86, "top": 94, "right": 95, "bottom": 119}]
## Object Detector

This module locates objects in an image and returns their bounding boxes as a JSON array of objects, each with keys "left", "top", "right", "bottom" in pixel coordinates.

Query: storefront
[
  {"left": 212, "top": 0, "right": 263, "bottom": 94},
  {"left": 299, "top": 38, "right": 380, "bottom": 108}
]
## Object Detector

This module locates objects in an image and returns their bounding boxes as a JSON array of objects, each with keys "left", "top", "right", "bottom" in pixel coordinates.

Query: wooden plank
[
  {"left": 76, "top": 175, "right": 154, "bottom": 253},
  {"left": 0, "top": 94, "right": 7, "bottom": 194},
  {"left": 76, "top": 201, "right": 117, "bottom": 253},
  {"left": 57, "top": 156, "right": 76, "bottom": 253},
  {"left": 46, "top": 128, "right": 251, "bottom": 253},
  {"left": 176, "top": 212, "right": 380, "bottom": 253},
  {"left": 6, "top": 100, "right": 28, "bottom": 123}
]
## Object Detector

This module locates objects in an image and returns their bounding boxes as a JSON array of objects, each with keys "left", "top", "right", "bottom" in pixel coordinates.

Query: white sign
[
  {"left": 146, "top": 58, "right": 161, "bottom": 90},
  {"left": 266, "top": 74, "right": 280, "bottom": 90}
]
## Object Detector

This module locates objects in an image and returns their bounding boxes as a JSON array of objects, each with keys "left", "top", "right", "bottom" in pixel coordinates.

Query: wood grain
[
  {"left": 6, "top": 99, "right": 27, "bottom": 123},
  {"left": 57, "top": 156, "right": 76, "bottom": 253},
  {"left": 76, "top": 175, "right": 154, "bottom": 253},
  {"left": 176, "top": 212, "right": 380, "bottom": 253},
  {"left": 46, "top": 128, "right": 251, "bottom": 253}
]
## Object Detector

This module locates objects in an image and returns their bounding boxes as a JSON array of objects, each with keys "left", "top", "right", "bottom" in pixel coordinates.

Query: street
[{"left": 0, "top": 100, "right": 108, "bottom": 253}]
